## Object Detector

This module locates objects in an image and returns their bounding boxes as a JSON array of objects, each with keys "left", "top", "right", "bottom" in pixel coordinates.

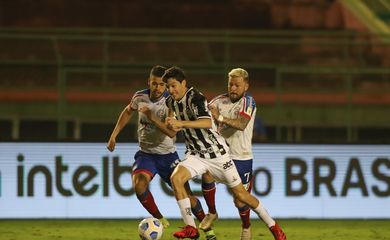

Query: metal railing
[{"left": 1, "top": 28, "right": 390, "bottom": 142}]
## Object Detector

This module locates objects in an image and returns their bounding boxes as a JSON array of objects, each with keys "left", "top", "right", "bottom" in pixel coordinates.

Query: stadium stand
[{"left": 0, "top": 0, "right": 389, "bottom": 143}]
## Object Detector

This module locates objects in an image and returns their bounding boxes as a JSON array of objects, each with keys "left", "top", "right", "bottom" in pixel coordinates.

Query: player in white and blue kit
[
  {"left": 107, "top": 66, "right": 214, "bottom": 237},
  {"left": 201, "top": 68, "right": 286, "bottom": 240}
]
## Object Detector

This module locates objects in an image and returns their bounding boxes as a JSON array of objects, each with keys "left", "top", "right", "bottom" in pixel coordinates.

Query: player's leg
[
  {"left": 233, "top": 160, "right": 253, "bottom": 240},
  {"left": 210, "top": 154, "right": 286, "bottom": 240},
  {"left": 156, "top": 151, "right": 209, "bottom": 225},
  {"left": 210, "top": 154, "right": 272, "bottom": 225},
  {"left": 199, "top": 172, "right": 218, "bottom": 230},
  {"left": 234, "top": 198, "right": 251, "bottom": 240},
  {"left": 229, "top": 185, "right": 287, "bottom": 240},
  {"left": 184, "top": 183, "right": 206, "bottom": 222},
  {"left": 133, "top": 172, "right": 161, "bottom": 216},
  {"left": 132, "top": 151, "right": 165, "bottom": 224},
  {"left": 233, "top": 192, "right": 251, "bottom": 240},
  {"left": 155, "top": 152, "right": 184, "bottom": 228},
  {"left": 185, "top": 183, "right": 217, "bottom": 240},
  {"left": 201, "top": 172, "right": 217, "bottom": 215},
  {"left": 170, "top": 165, "right": 200, "bottom": 239},
  {"left": 170, "top": 155, "right": 208, "bottom": 239},
  {"left": 170, "top": 165, "right": 196, "bottom": 226},
  {"left": 230, "top": 184, "right": 271, "bottom": 222},
  {"left": 156, "top": 151, "right": 214, "bottom": 240}
]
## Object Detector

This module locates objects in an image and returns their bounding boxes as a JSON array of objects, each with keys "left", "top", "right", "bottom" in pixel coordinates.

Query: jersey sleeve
[
  {"left": 191, "top": 91, "right": 211, "bottom": 119},
  {"left": 208, "top": 94, "right": 223, "bottom": 109},
  {"left": 240, "top": 95, "right": 256, "bottom": 120},
  {"left": 129, "top": 92, "right": 143, "bottom": 110}
]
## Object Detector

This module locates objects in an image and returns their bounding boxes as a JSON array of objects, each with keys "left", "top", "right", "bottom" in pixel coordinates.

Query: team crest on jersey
[{"left": 156, "top": 108, "right": 165, "bottom": 119}]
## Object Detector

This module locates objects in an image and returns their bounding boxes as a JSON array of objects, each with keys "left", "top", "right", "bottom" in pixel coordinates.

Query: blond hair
[{"left": 228, "top": 68, "right": 249, "bottom": 83}]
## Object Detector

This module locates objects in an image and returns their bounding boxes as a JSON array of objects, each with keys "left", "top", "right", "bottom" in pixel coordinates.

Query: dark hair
[
  {"left": 150, "top": 65, "right": 167, "bottom": 78},
  {"left": 162, "top": 66, "right": 186, "bottom": 83}
]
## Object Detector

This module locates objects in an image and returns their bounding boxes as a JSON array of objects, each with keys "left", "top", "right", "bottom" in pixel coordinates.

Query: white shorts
[{"left": 178, "top": 153, "right": 242, "bottom": 188}]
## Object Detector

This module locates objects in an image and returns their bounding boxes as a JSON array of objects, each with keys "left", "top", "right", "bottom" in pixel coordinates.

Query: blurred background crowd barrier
[{"left": 0, "top": 0, "right": 389, "bottom": 143}]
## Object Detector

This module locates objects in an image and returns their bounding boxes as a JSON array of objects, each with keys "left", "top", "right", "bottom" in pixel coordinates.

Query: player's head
[
  {"left": 148, "top": 65, "right": 167, "bottom": 100},
  {"left": 162, "top": 66, "right": 187, "bottom": 101},
  {"left": 228, "top": 68, "right": 249, "bottom": 102}
]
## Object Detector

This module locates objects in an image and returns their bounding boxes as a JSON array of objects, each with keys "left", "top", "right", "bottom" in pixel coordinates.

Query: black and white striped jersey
[{"left": 166, "top": 87, "right": 229, "bottom": 159}]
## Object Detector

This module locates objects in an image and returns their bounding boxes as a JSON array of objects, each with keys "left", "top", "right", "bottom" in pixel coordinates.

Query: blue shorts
[
  {"left": 132, "top": 150, "right": 181, "bottom": 184},
  {"left": 233, "top": 159, "right": 253, "bottom": 192}
]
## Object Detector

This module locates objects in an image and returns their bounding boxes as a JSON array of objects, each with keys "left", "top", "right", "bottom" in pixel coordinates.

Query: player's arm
[
  {"left": 209, "top": 96, "right": 253, "bottom": 131},
  {"left": 167, "top": 118, "right": 211, "bottom": 130},
  {"left": 107, "top": 105, "right": 134, "bottom": 152},
  {"left": 220, "top": 114, "right": 250, "bottom": 131},
  {"left": 139, "top": 106, "right": 178, "bottom": 138},
  {"left": 211, "top": 104, "right": 250, "bottom": 131},
  {"left": 167, "top": 92, "right": 213, "bottom": 130}
]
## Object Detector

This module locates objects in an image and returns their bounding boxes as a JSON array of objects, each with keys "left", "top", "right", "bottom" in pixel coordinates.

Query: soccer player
[
  {"left": 107, "top": 66, "right": 216, "bottom": 240},
  {"left": 200, "top": 68, "right": 279, "bottom": 240},
  {"left": 163, "top": 66, "right": 287, "bottom": 240}
]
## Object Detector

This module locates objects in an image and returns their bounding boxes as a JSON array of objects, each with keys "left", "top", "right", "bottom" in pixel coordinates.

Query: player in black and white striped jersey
[
  {"left": 165, "top": 85, "right": 228, "bottom": 160},
  {"left": 163, "top": 66, "right": 287, "bottom": 240}
]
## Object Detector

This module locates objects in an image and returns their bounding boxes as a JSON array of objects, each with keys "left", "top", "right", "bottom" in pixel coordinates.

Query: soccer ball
[{"left": 138, "top": 217, "right": 164, "bottom": 240}]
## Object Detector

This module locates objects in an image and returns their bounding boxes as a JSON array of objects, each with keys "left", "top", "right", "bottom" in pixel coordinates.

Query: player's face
[
  {"left": 166, "top": 78, "right": 186, "bottom": 101},
  {"left": 148, "top": 75, "right": 166, "bottom": 100},
  {"left": 228, "top": 76, "right": 248, "bottom": 102}
]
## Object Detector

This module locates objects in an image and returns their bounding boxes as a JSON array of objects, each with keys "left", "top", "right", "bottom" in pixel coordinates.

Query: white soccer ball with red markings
[{"left": 138, "top": 217, "right": 163, "bottom": 240}]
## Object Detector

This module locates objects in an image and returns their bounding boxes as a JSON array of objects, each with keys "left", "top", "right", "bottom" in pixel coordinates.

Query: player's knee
[
  {"left": 233, "top": 198, "right": 244, "bottom": 208},
  {"left": 170, "top": 173, "right": 182, "bottom": 189},
  {"left": 133, "top": 174, "right": 150, "bottom": 193},
  {"left": 202, "top": 172, "right": 215, "bottom": 184},
  {"left": 233, "top": 189, "right": 249, "bottom": 203},
  {"left": 170, "top": 172, "right": 186, "bottom": 190},
  {"left": 134, "top": 182, "right": 148, "bottom": 194}
]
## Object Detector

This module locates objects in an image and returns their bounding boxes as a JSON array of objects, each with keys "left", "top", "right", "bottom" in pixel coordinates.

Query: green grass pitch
[{"left": 0, "top": 219, "right": 389, "bottom": 240}]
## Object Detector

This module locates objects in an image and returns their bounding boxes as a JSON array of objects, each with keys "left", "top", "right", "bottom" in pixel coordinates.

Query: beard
[
  {"left": 150, "top": 91, "right": 162, "bottom": 100},
  {"left": 229, "top": 92, "right": 243, "bottom": 103}
]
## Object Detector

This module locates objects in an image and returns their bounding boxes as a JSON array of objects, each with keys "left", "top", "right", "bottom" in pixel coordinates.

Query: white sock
[
  {"left": 177, "top": 198, "right": 196, "bottom": 227},
  {"left": 253, "top": 202, "right": 276, "bottom": 228}
]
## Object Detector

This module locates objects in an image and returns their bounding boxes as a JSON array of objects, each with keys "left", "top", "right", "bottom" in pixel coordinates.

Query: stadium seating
[{"left": 0, "top": 0, "right": 389, "bottom": 143}]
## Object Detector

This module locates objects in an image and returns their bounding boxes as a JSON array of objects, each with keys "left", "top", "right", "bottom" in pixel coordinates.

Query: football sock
[
  {"left": 191, "top": 198, "right": 206, "bottom": 221},
  {"left": 238, "top": 205, "right": 251, "bottom": 229},
  {"left": 253, "top": 202, "right": 275, "bottom": 227},
  {"left": 202, "top": 182, "right": 217, "bottom": 214},
  {"left": 136, "top": 190, "right": 163, "bottom": 219},
  {"left": 177, "top": 198, "right": 196, "bottom": 227}
]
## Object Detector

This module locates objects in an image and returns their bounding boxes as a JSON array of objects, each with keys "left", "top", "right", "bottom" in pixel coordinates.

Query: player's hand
[
  {"left": 166, "top": 117, "right": 174, "bottom": 128},
  {"left": 208, "top": 105, "right": 220, "bottom": 120},
  {"left": 107, "top": 138, "right": 116, "bottom": 152},
  {"left": 138, "top": 106, "right": 152, "bottom": 119},
  {"left": 166, "top": 117, "right": 183, "bottom": 131},
  {"left": 166, "top": 117, "right": 176, "bottom": 130}
]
